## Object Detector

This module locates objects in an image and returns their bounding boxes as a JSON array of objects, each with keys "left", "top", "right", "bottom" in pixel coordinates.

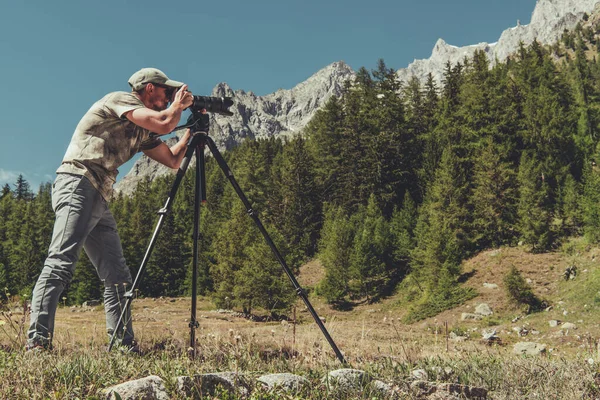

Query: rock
[
  {"left": 410, "top": 381, "right": 488, "bottom": 399},
  {"left": 475, "top": 303, "right": 493, "bottom": 316},
  {"left": 513, "top": 326, "right": 528, "bottom": 336},
  {"left": 564, "top": 265, "right": 577, "bottom": 280},
  {"left": 448, "top": 332, "right": 468, "bottom": 342},
  {"left": 561, "top": 322, "right": 577, "bottom": 330},
  {"left": 410, "top": 381, "right": 436, "bottom": 397},
  {"left": 176, "top": 372, "right": 251, "bottom": 398},
  {"left": 396, "top": 0, "right": 599, "bottom": 85},
  {"left": 513, "top": 342, "right": 547, "bottom": 356},
  {"left": 549, "top": 320, "right": 560, "bottom": 327},
  {"left": 116, "top": 62, "right": 356, "bottom": 195},
  {"left": 102, "top": 375, "right": 169, "bottom": 400},
  {"left": 370, "top": 380, "right": 400, "bottom": 399},
  {"left": 482, "top": 283, "right": 498, "bottom": 289},
  {"left": 323, "top": 369, "right": 370, "bottom": 391},
  {"left": 481, "top": 329, "right": 500, "bottom": 344},
  {"left": 257, "top": 373, "right": 309, "bottom": 393},
  {"left": 461, "top": 313, "right": 483, "bottom": 321},
  {"left": 411, "top": 369, "right": 429, "bottom": 381},
  {"left": 436, "top": 383, "right": 488, "bottom": 399},
  {"left": 82, "top": 299, "right": 102, "bottom": 307}
]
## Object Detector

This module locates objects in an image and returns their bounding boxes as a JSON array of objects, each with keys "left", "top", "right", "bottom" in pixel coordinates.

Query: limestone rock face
[
  {"left": 396, "top": 0, "right": 600, "bottom": 84},
  {"left": 116, "top": 0, "right": 598, "bottom": 195},
  {"left": 115, "top": 61, "right": 355, "bottom": 196}
]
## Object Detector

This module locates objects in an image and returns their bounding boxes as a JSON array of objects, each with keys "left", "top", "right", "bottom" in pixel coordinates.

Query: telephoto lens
[{"left": 191, "top": 96, "right": 234, "bottom": 116}]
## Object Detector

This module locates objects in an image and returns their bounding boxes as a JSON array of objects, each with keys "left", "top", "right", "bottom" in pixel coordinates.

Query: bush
[{"left": 503, "top": 266, "right": 543, "bottom": 311}]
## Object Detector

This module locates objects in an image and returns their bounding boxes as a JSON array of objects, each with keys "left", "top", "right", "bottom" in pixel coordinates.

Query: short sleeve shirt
[{"left": 57, "top": 91, "right": 162, "bottom": 201}]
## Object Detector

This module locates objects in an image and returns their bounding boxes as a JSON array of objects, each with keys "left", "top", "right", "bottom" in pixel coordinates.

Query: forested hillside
[{"left": 3, "top": 20, "right": 600, "bottom": 321}]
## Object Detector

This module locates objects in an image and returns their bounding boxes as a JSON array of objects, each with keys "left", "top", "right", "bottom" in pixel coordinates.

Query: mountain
[
  {"left": 117, "top": 0, "right": 599, "bottom": 195},
  {"left": 396, "top": 0, "right": 600, "bottom": 84},
  {"left": 115, "top": 61, "right": 355, "bottom": 195}
]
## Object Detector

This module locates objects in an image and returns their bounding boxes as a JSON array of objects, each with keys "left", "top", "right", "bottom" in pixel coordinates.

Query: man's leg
[
  {"left": 84, "top": 208, "right": 134, "bottom": 347},
  {"left": 27, "top": 174, "right": 105, "bottom": 349}
]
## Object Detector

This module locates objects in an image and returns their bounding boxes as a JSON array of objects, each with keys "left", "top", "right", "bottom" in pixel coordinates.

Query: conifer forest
[{"left": 4, "top": 27, "right": 600, "bottom": 322}]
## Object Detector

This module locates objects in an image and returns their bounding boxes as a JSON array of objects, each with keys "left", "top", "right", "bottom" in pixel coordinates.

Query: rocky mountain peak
[
  {"left": 397, "top": 0, "right": 600, "bottom": 84},
  {"left": 115, "top": 61, "right": 355, "bottom": 196},
  {"left": 212, "top": 82, "right": 234, "bottom": 97}
]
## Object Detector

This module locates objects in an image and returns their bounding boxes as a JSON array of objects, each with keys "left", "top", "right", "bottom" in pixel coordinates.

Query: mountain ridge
[{"left": 116, "top": 0, "right": 600, "bottom": 195}]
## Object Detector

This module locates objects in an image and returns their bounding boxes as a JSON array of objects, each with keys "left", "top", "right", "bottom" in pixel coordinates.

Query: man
[{"left": 27, "top": 68, "right": 194, "bottom": 351}]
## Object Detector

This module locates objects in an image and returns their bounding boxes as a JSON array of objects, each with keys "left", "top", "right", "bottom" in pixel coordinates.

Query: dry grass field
[{"left": 2, "top": 242, "right": 600, "bottom": 398}]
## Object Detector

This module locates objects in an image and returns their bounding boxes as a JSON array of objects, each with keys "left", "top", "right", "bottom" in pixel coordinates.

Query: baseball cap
[{"left": 128, "top": 68, "right": 184, "bottom": 91}]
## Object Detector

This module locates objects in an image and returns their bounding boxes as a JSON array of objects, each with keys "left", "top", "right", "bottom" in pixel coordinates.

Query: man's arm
[
  {"left": 143, "top": 129, "right": 192, "bottom": 169},
  {"left": 125, "top": 85, "right": 193, "bottom": 134}
]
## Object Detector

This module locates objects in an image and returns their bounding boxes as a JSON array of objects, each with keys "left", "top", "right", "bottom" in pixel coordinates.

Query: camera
[{"left": 190, "top": 95, "right": 234, "bottom": 116}]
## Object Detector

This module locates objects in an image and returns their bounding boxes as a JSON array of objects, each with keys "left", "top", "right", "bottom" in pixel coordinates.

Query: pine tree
[
  {"left": 317, "top": 204, "right": 356, "bottom": 305},
  {"left": 349, "top": 195, "right": 392, "bottom": 301},
  {"left": 517, "top": 151, "right": 554, "bottom": 251},
  {"left": 270, "top": 135, "right": 321, "bottom": 265},
  {"left": 13, "top": 175, "right": 33, "bottom": 201}
]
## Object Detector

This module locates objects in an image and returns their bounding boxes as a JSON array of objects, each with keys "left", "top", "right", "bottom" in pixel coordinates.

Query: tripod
[{"left": 108, "top": 112, "right": 347, "bottom": 365}]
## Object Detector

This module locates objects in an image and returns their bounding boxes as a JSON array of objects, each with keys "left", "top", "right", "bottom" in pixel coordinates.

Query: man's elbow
[
  {"left": 153, "top": 123, "right": 174, "bottom": 135},
  {"left": 169, "top": 158, "right": 182, "bottom": 170}
]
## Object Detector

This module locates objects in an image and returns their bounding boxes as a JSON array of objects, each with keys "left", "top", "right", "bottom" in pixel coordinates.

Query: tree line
[{"left": 3, "top": 25, "right": 600, "bottom": 320}]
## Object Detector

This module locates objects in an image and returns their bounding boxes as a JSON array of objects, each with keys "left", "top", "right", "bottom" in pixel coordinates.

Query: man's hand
[
  {"left": 172, "top": 85, "right": 194, "bottom": 111},
  {"left": 143, "top": 128, "right": 192, "bottom": 169},
  {"left": 127, "top": 84, "right": 194, "bottom": 134}
]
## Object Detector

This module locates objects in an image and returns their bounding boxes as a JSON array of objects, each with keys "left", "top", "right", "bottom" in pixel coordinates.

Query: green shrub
[{"left": 503, "top": 266, "right": 543, "bottom": 312}]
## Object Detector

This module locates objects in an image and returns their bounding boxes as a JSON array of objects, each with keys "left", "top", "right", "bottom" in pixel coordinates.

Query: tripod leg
[
  {"left": 189, "top": 144, "right": 205, "bottom": 357},
  {"left": 202, "top": 134, "right": 348, "bottom": 365},
  {"left": 108, "top": 133, "right": 204, "bottom": 351}
]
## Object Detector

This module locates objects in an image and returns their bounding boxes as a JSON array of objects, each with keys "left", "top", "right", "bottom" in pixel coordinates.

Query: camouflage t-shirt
[{"left": 57, "top": 91, "right": 162, "bottom": 201}]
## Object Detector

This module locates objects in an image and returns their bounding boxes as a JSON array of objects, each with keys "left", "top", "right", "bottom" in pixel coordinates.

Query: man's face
[{"left": 148, "top": 83, "right": 174, "bottom": 111}]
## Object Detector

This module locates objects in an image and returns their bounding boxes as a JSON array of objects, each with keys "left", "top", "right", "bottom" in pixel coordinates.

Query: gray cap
[{"left": 128, "top": 68, "right": 184, "bottom": 91}]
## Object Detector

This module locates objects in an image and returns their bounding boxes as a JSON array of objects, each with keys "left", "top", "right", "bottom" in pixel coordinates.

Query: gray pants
[{"left": 27, "top": 173, "right": 134, "bottom": 348}]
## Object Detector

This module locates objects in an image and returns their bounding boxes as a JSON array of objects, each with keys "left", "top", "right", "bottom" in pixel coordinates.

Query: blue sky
[{"left": 0, "top": 0, "right": 535, "bottom": 191}]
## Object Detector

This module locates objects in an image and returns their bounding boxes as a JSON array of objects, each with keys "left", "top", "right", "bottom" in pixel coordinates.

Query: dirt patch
[
  {"left": 297, "top": 259, "right": 325, "bottom": 288},
  {"left": 420, "top": 246, "right": 568, "bottom": 324}
]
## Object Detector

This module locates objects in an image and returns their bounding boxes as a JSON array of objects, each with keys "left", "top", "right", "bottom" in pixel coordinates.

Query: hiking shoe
[
  {"left": 116, "top": 341, "right": 141, "bottom": 355},
  {"left": 25, "top": 344, "right": 49, "bottom": 354}
]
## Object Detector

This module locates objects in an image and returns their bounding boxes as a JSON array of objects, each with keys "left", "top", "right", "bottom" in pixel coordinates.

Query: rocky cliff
[
  {"left": 117, "top": 0, "right": 599, "bottom": 194},
  {"left": 396, "top": 0, "right": 600, "bottom": 84},
  {"left": 115, "top": 61, "right": 355, "bottom": 195}
]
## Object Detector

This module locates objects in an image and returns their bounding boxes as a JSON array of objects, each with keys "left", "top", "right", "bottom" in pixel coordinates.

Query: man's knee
[{"left": 39, "top": 256, "right": 76, "bottom": 284}]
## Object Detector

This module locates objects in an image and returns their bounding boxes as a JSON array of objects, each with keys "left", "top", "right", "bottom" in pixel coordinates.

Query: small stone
[
  {"left": 102, "top": 375, "right": 169, "bottom": 400},
  {"left": 461, "top": 313, "right": 483, "bottom": 321},
  {"left": 176, "top": 372, "right": 251, "bottom": 398},
  {"left": 482, "top": 329, "right": 498, "bottom": 341},
  {"left": 323, "top": 369, "right": 370, "bottom": 390},
  {"left": 475, "top": 303, "right": 493, "bottom": 316},
  {"left": 549, "top": 320, "right": 560, "bottom": 327},
  {"left": 257, "top": 373, "right": 309, "bottom": 393},
  {"left": 411, "top": 369, "right": 429, "bottom": 381},
  {"left": 561, "top": 322, "right": 577, "bottom": 330},
  {"left": 513, "top": 342, "right": 547, "bottom": 356},
  {"left": 483, "top": 282, "right": 498, "bottom": 289}
]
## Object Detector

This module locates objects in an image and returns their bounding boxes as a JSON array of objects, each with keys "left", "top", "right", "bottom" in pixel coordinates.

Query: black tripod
[{"left": 108, "top": 112, "right": 347, "bottom": 365}]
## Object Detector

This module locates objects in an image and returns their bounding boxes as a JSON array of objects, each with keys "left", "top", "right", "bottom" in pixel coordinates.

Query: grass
[{"left": 3, "top": 243, "right": 600, "bottom": 398}]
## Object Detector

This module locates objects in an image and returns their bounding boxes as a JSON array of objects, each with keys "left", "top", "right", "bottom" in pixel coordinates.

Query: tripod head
[
  {"left": 186, "top": 111, "right": 210, "bottom": 134},
  {"left": 174, "top": 95, "right": 234, "bottom": 134}
]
